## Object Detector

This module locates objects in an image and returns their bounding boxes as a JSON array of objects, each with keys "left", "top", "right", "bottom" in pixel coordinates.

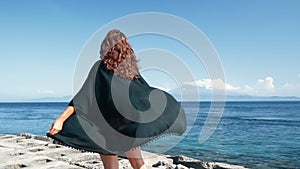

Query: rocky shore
[{"left": 0, "top": 133, "right": 248, "bottom": 169}]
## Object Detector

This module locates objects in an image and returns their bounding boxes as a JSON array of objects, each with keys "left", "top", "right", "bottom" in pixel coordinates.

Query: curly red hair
[{"left": 100, "top": 30, "right": 140, "bottom": 80}]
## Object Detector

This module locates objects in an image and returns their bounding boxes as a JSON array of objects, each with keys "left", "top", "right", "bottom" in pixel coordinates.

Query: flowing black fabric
[{"left": 46, "top": 60, "right": 186, "bottom": 155}]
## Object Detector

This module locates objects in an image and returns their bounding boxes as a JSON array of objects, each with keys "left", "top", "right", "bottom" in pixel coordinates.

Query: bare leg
[
  {"left": 100, "top": 154, "right": 119, "bottom": 169},
  {"left": 125, "top": 147, "right": 146, "bottom": 169}
]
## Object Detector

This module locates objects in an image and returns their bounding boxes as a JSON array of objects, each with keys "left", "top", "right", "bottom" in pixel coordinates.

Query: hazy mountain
[
  {"left": 29, "top": 95, "right": 72, "bottom": 102},
  {"left": 224, "top": 95, "right": 300, "bottom": 101},
  {"left": 26, "top": 87, "right": 300, "bottom": 102},
  {"left": 168, "top": 85, "right": 300, "bottom": 101}
]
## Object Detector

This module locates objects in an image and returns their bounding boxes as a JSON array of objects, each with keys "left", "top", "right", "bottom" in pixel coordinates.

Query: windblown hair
[{"left": 100, "top": 30, "right": 140, "bottom": 80}]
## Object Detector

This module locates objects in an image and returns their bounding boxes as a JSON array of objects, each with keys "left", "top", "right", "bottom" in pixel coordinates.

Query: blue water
[{"left": 0, "top": 101, "right": 299, "bottom": 169}]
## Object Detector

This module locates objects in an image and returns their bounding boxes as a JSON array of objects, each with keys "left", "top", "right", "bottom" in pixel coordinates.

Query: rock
[
  {"left": 142, "top": 151, "right": 173, "bottom": 167},
  {"left": 168, "top": 156, "right": 207, "bottom": 169},
  {"left": 168, "top": 155, "right": 248, "bottom": 169},
  {"left": 152, "top": 161, "right": 164, "bottom": 167},
  {"left": 175, "top": 164, "right": 190, "bottom": 169},
  {"left": 152, "top": 160, "right": 177, "bottom": 169},
  {"left": 210, "top": 162, "right": 248, "bottom": 169},
  {"left": 0, "top": 133, "right": 248, "bottom": 169}
]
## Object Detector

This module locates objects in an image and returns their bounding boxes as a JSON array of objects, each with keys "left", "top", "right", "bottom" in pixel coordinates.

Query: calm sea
[{"left": 0, "top": 101, "right": 299, "bottom": 169}]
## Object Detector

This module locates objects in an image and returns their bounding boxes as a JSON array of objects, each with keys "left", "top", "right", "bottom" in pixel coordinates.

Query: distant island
[
  {"left": 28, "top": 96, "right": 72, "bottom": 102},
  {"left": 27, "top": 94, "right": 300, "bottom": 102},
  {"left": 220, "top": 95, "right": 300, "bottom": 101}
]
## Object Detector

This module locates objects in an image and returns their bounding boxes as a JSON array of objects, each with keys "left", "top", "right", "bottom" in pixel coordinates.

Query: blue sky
[{"left": 0, "top": 0, "right": 300, "bottom": 101}]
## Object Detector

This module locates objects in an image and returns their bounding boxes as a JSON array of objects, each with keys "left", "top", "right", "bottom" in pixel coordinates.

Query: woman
[{"left": 48, "top": 30, "right": 186, "bottom": 169}]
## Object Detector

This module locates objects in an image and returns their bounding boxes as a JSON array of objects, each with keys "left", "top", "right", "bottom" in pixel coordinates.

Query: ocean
[{"left": 0, "top": 101, "right": 299, "bottom": 169}]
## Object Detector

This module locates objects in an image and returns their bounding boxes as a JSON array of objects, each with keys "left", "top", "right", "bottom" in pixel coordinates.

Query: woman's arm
[
  {"left": 56, "top": 105, "right": 75, "bottom": 122},
  {"left": 48, "top": 105, "right": 74, "bottom": 135}
]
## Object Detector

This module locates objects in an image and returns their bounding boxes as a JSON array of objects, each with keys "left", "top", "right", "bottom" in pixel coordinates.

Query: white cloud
[
  {"left": 153, "top": 82, "right": 178, "bottom": 92},
  {"left": 155, "top": 86, "right": 171, "bottom": 92},
  {"left": 298, "top": 73, "right": 300, "bottom": 77},
  {"left": 173, "top": 76, "right": 300, "bottom": 97},
  {"left": 240, "top": 85, "right": 256, "bottom": 95},
  {"left": 276, "top": 83, "right": 300, "bottom": 96},
  {"left": 184, "top": 76, "right": 278, "bottom": 96},
  {"left": 244, "top": 85, "right": 253, "bottom": 91},
  {"left": 239, "top": 77, "right": 275, "bottom": 96},
  {"left": 184, "top": 79, "right": 240, "bottom": 91},
  {"left": 257, "top": 76, "right": 275, "bottom": 91},
  {"left": 282, "top": 83, "right": 291, "bottom": 88}
]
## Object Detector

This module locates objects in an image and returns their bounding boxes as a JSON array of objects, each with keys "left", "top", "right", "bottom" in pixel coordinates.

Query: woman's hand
[
  {"left": 48, "top": 118, "right": 64, "bottom": 135},
  {"left": 48, "top": 105, "right": 74, "bottom": 135}
]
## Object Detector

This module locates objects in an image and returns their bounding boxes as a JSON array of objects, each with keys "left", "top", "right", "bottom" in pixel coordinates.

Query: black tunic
[{"left": 46, "top": 60, "right": 186, "bottom": 155}]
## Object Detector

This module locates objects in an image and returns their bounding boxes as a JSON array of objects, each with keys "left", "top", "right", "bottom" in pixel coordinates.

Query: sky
[{"left": 0, "top": 0, "right": 300, "bottom": 101}]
